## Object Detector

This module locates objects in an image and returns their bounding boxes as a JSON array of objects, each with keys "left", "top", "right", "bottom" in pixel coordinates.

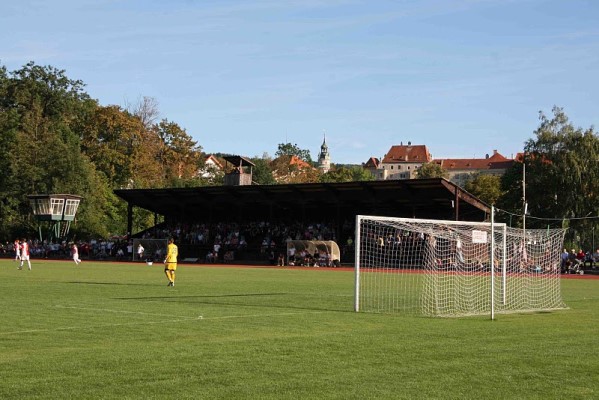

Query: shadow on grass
[{"left": 67, "top": 281, "right": 155, "bottom": 286}]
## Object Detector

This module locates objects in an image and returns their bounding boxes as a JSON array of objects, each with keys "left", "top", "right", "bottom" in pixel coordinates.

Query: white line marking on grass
[
  {"left": 53, "top": 304, "right": 192, "bottom": 319},
  {"left": 0, "top": 311, "right": 326, "bottom": 336},
  {"left": 0, "top": 318, "right": 202, "bottom": 335},
  {"left": 200, "top": 311, "right": 326, "bottom": 320}
]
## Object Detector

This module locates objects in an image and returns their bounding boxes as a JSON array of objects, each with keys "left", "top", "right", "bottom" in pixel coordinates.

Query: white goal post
[{"left": 354, "top": 213, "right": 567, "bottom": 318}]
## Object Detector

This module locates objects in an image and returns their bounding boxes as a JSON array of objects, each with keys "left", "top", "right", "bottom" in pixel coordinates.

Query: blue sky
[{"left": 2, "top": 0, "right": 598, "bottom": 164}]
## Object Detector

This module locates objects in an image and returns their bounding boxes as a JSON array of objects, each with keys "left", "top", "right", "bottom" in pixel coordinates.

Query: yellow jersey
[{"left": 165, "top": 243, "right": 178, "bottom": 263}]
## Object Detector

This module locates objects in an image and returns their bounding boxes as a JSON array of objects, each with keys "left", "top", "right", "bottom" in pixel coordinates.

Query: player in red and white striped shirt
[
  {"left": 18, "top": 239, "right": 32, "bottom": 271},
  {"left": 14, "top": 239, "right": 21, "bottom": 262}
]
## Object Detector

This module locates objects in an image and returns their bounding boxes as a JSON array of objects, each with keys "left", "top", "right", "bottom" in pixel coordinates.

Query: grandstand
[{"left": 114, "top": 178, "right": 491, "bottom": 263}]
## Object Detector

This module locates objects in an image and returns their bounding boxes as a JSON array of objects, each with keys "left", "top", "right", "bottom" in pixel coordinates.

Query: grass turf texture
[{"left": 0, "top": 260, "right": 598, "bottom": 399}]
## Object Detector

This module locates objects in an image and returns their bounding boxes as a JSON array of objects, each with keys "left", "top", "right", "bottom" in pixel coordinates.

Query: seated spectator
[
  {"left": 223, "top": 250, "right": 234, "bottom": 263},
  {"left": 206, "top": 251, "right": 217, "bottom": 263}
]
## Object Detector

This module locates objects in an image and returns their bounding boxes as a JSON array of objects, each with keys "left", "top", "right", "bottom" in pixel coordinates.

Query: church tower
[{"left": 318, "top": 134, "right": 331, "bottom": 173}]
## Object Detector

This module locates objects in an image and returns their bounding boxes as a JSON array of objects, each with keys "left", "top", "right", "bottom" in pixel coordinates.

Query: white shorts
[{"left": 21, "top": 255, "right": 30, "bottom": 261}]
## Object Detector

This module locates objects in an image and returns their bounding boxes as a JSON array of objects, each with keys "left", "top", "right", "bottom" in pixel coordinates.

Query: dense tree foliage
[
  {"left": 416, "top": 162, "right": 448, "bottom": 179},
  {"left": 498, "top": 106, "right": 599, "bottom": 249},
  {"left": 275, "top": 142, "right": 313, "bottom": 163},
  {"left": 0, "top": 62, "right": 205, "bottom": 240},
  {"left": 250, "top": 155, "right": 277, "bottom": 185},
  {"left": 320, "top": 165, "right": 374, "bottom": 183},
  {"left": 270, "top": 155, "right": 321, "bottom": 183},
  {"left": 464, "top": 174, "right": 503, "bottom": 205}
]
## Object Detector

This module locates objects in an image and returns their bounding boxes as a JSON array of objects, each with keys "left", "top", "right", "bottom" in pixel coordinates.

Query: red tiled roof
[
  {"left": 204, "top": 154, "right": 223, "bottom": 169},
  {"left": 288, "top": 155, "right": 312, "bottom": 169},
  {"left": 363, "top": 157, "right": 380, "bottom": 168},
  {"left": 271, "top": 155, "right": 313, "bottom": 170},
  {"left": 436, "top": 151, "right": 514, "bottom": 170},
  {"left": 382, "top": 145, "right": 432, "bottom": 163}
]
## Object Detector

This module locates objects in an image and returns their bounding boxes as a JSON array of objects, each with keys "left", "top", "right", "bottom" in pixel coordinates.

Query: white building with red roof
[
  {"left": 365, "top": 144, "right": 515, "bottom": 185},
  {"left": 434, "top": 150, "right": 515, "bottom": 186},
  {"left": 367, "top": 142, "right": 432, "bottom": 180}
]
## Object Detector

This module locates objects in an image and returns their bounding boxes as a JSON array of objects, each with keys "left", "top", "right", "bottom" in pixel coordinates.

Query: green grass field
[{"left": 1, "top": 259, "right": 598, "bottom": 399}]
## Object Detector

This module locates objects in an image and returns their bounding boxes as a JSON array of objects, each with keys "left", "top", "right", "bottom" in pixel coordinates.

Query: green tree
[
  {"left": 0, "top": 65, "right": 20, "bottom": 238},
  {"left": 79, "top": 105, "right": 145, "bottom": 188},
  {"left": 416, "top": 162, "right": 448, "bottom": 179},
  {"left": 250, "top": 155, "right": 276, "bottom": 185},
  {"left": 320, "top": 166, "right": 374, "bottom": 183},
  {"left": 464, "top": 174, "right": 503, "bottom": 205},
  {"left": 2, "top": 62, "right": 114, "bottom": 238},
  {"left": 275, "top": 142, "right": 313, "bottom": 163},
  {"left": 155, "top": 119, "right": 202, "bottom": 185},
  {"left": 270, "top": 155, "right": 320, "bottom": 183},
  {"left": 499, "top": 106, "right": 599, "bottom": 249}
]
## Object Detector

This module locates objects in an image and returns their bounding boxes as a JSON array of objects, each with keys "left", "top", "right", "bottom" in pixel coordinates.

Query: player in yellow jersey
[{"left": 164, "top": 238, "right": 178, "bottom": 287}]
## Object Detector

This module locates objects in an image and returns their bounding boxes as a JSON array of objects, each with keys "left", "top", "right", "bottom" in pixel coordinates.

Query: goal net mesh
[{"left": 355, "top": 215, "right": 567, "bottom": 317}]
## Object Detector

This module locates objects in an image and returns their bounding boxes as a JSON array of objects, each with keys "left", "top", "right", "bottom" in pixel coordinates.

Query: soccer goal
[
  {"left": 354, "top": 214, "right": 567, "bottom": 318},
  {"left": 132, "top": 239, "right": 168, "bottom": 262}
]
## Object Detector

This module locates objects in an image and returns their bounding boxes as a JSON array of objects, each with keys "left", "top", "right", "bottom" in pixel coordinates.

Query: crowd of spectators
[
  {"left": 5, "top": 221, "right": 596, "bottom": 272},
  {"left": 560, "top": 248, "right": 599, "bottom": 274},
  {"left": 139, "top": 220, "right": 351, "bottom": 264},
  {"left": 0, "top": 219, "right": 355, "bottom": 265},
  {"left": 0, "top": 238, "right": 131, "bottom": 261}
]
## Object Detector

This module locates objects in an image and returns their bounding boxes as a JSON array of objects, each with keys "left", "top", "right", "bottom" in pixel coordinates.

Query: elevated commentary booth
[{"left": 27, "top": 194, "right": 82, "bottom": 242}]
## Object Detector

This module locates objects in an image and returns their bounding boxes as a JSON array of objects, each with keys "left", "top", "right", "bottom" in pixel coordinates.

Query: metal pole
[
  {"left": 502, "top": 224, "right": 507, "bottom": 305},
  {"left": 354, "top": 215, "right": 361, "bottom": 312},
  {"left": 491, "top": 206, "right": 495, "bottom": 320},
  {"left": 523, "top": 163, "right": 526, "bottom": 235},
  {"left": 522, "top": 162, "right": 527, "bottom": 270}
]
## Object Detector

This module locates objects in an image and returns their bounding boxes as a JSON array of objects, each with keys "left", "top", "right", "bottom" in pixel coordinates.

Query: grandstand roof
[{"left": 114, "top": 178, "right": 490, "bottom": 226}]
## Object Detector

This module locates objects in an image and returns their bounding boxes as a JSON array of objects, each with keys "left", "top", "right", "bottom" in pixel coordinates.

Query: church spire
[{"left": 318, "top": 132, "right": 331, "bottom": 173}]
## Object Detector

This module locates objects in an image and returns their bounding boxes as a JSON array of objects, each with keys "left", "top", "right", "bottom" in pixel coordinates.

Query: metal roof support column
[
  {"left": 127, "top": 203, "right": 133, "bottom": 238},
  {"left": 454, "top": 187, "right": 460, "bottom": 221},
  {"left": 336, "top": 202, "right": 342, "bottom": 245},
  {"left": 301, "top": 201, "right": 306, "bottom": 225}
]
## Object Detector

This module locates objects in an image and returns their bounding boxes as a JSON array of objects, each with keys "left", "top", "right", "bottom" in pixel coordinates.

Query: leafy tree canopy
[
  {"left": 416, "top": 162, "right": 448, "bottom": 179},
  {"left": 498, "top": 106, "right": 599, "bottom": 249},
  {"left": 275, "top": 142, "right": 313, "bottom": 163},
  {"left": 320, "top": 166, "right": 374, "bottom": 183},
  {"left": 464, "top": 174, "right": 503, "bottom": 205}
]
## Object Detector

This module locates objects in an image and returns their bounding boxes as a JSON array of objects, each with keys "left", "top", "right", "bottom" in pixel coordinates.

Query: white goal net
[{"left": 355, "top": 215, "right": 567, "bottom": 318}]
